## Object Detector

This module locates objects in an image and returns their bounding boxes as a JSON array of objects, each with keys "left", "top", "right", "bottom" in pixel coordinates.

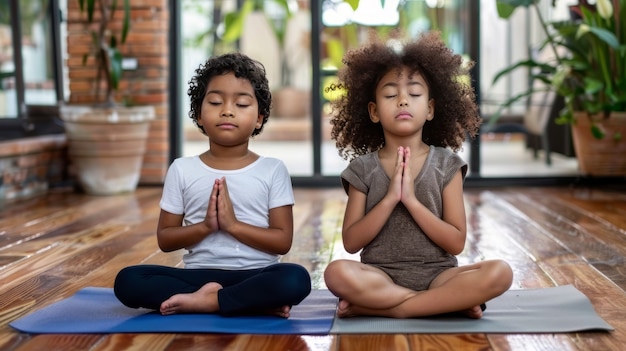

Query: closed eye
[{"left": 384, "top": 94, "right": 421, "bottom": 98}]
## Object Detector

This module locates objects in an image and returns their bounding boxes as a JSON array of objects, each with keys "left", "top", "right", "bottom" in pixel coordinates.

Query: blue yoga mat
[{"left": 10, "top": 287, "right": 338, "bottom": 335}]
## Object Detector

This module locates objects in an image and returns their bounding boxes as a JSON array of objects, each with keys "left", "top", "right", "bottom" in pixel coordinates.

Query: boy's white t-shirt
[{"left": 159, "top": 155, "right": 294, "bottom": 270}]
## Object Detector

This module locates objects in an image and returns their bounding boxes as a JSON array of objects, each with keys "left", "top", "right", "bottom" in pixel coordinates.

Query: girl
[
  {"left": 114, "top": 53, "right": 311, "bottom": 318},
  {"left": 323, "top": 32, "right": 513, "bottom": 319}
]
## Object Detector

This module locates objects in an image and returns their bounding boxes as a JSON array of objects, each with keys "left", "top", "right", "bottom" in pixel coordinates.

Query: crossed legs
[
  {"left": 114, "top": 263, "right": 311, "bottom": 317},
  {"left": 324, "top": 259, "right": 513, "bottom": 319}
]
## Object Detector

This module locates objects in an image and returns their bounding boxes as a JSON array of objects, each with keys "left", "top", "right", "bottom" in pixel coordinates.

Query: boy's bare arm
[
  {"left": 157, "top": 209, "right": 215, "bottom": 252},
  {"left": 216, "top": 178, "right": 293, "bottom": 255},
  {"left": 222, "top": 205, "right": 294, "bottom": 255},
  {"left": 157, "top": 179, "right": 220, "bottom": 252}
]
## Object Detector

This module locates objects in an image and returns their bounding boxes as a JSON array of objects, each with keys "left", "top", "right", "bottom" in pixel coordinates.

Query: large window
[
  {"left": 178, "top": 0, "right": 482, "bottom": 185},
  {"left": 0, "top": 0, "right": 65, "bottom": 140},
  {"left": 2, "top": 0, "right": 583, "bottom": 184}
]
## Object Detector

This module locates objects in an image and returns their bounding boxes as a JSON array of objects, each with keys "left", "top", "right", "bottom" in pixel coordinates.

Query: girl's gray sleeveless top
[{"left": 340, "top": 145, "right": 467, "bottom": 290}]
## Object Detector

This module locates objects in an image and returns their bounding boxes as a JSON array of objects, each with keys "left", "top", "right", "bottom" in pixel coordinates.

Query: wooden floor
[{"left": 0, "top": 184, "right": 625, "bottom": 351}]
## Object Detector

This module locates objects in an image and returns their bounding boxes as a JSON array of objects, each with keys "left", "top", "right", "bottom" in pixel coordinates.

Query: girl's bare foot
[
  {"left": 461, "top": 304, "right": 484, "bottom": 319},
  {"left": 336, "top": 299, "right": 485, "bottom": 319},
  {"left": 336, "top": 299, "right": 357, "bottom": 318},
  {"left": 160, "top": 282, "right": 223, "bottom": 315}
]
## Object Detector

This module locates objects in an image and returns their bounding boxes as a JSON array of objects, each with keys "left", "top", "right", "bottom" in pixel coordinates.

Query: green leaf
[
  {"left": 86, "top": 0, "right": 95, "bottom": 22},
  {"left": 551, "top": 68, "right": 568, "bottom": 89},
  {"left": 109, "top": 49, "right": 123, "bottom": 90},
  {"left": 582, "top": 100, "right": 603, "bottom": 114},
  {"left": 591, "top": 124, "right": 605, "bottom": 139},
  {"left": 327, "top": 39, "right": 345, "bottom": 68},
  {"left": 221, "top": 0, "right": 254, "bottom": 43},
  {"left": 486, "top": 88, "right": 541, "bottom": 128},
  {"left": 345, "top": 0, "right": 360, "bottom": 11},
  {"left": 588, "top": 27, "right": 620, "bottom": 49},
  {"left": 491, "top": 58, "right": 550, "bottom": 84},
  {"left": 555, "top": 108, "right": 574, "bottom": 125},
  {"left": 121, "top": 0, "right": 130, "bottom": 44},
  {"left": 495, "top": 0, "right": 537, "bottom": 19},
  {"left": 274, "top": 0, "right": 292, "bottom": 17},
  {"left": 583, "top": 77, "right": 603, "bottom": 95}
]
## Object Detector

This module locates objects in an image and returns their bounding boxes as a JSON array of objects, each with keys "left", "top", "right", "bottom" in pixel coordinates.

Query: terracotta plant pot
[
  {"left": 61, "top": 105, "right": 154, "bottom": 195},
  {"left": 272, "top": 87, "right": 310, "bottom": 119},
  {"left": 571, "top": 112, "right": 626, "bottom": 176}
]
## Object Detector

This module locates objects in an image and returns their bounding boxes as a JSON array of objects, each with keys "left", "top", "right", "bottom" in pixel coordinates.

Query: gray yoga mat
[{"left": 330, "top": 285, "right": 613, "bottom": 334}]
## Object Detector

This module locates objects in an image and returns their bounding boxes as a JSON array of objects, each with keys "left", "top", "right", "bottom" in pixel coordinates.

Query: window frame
[{"left": 0, "top": 0, "right": 65, "bottom": 141}]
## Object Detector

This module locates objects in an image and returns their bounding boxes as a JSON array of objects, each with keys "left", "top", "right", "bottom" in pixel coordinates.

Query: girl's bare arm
[
  {"left": 402, "top": 170, "right": 467, "bottom": 254},
  {"left": 341, "top": 185, "right": 399, "bottom": 253},
  {"left": 342, "top": 148, "right": 406, "bottom": 253}
]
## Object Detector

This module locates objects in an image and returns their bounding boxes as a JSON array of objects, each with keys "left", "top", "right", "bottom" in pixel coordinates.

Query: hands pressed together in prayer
[
  {"left": 204, "top": 177, "right": 237, "bottom": 234},
  {"left": 388, "top": 146, "right": 418, "bottom": 206}
]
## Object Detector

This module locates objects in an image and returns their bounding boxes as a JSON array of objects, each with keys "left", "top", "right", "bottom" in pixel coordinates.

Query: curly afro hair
[
  {"left": 187, "top": 52, "right": 271, "bottom": 137},
  {"left": 328, "top": 31, "right": 481, "bottom": 161}
]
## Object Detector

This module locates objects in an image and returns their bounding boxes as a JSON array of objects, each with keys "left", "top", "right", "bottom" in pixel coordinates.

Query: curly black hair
[
  {"left": 187, "top": 52, "right": 271, "bottom": 137},
  {"left": 328, "top": 31, "right": 481, "bottom": 161}
]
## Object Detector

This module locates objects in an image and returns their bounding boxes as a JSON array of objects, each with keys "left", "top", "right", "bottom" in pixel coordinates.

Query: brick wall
[
  {"left": 65, "top": 0, "right": 169, "bottom": 185},
  {"left": 0, "top": 136, "right": 68, "bottom": 202}
]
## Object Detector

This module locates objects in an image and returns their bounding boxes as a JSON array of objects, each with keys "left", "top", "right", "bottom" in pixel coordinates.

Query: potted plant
[
  {"left": 491, "top": 0, "right": 626, "bottom": 176},
  {"left": 62, "top": 0, "right": 154, "bottom": 195}
]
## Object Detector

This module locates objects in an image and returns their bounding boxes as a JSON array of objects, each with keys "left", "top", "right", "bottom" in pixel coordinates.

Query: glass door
[{"left": 176, "top": 0, "right": 579, "bottom": 185}]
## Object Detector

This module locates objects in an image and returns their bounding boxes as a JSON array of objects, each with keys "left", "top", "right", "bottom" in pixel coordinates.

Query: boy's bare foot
[
  {"left": 160, "top": 282, "right": 223, "bottom": 315},
  {"left": 268, "top": 305, "right": 291, "bottom": 318}
]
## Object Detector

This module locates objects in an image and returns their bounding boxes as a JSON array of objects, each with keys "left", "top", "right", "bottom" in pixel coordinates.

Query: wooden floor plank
[
  {"left": 92, "top": 333, "right": 176, "bottom": 351},
  {"left": 0, "top": 223, "right": 142, "bottom": 290},
  {"left": 407, "top": 334, "right": 492, "bottom": 351},
  {"left": 334, "top": 334, "right": 410, "bottom": 351},
  {"left": 0, "top": 197, "right": 162, "bottom": 325},
  {"left": 468, "top": 190, "right": 573, "bottom": 266},
  {"left": 470, "top": 192, "right": 626, "bottom": 350},
  {"left": 499, "top": 190, "right": 626, "bottom": 290},
  {"left": 537, "top": 255, "right": 625, "bottom": 351},
  {"left": 13, "top": 334, "right": 103, "bottom": 351},
  {"left": 463, "top": 190, "right": 557, "bottom": 289},
  {"left": 487, "top": 334, "right": 579, "bottom": 351}
]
